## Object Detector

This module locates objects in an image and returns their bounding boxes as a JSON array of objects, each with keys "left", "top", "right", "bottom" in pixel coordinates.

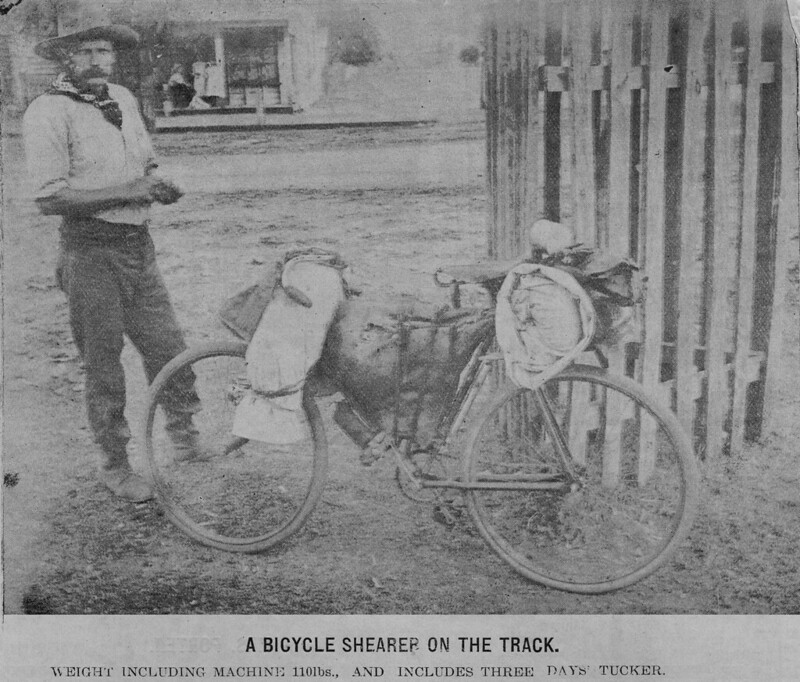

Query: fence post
[
  {"left": 569, "top": 0, "right": 599, "bottom": 245},
  {"left": 763, "top": 3, "right": 800, "bottom": 432},
  {"left": 676, "top": 0, "right": 713, "bottom": 442},
  {"left": 640, "top": 0, "right": 672, "bottom": 476},
  {"left": 603, "top": 0, "right": 638, "bottom": 484},
  {"left": 730, "top": 2, "right": 767, "bottom": 455},
  {"left": 705, "top": 6, "right": 742, "bottom": 459}
]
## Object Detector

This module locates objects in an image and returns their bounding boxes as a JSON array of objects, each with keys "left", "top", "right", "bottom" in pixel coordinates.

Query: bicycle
[{"left": 143, "top": 260, "right": 699, "bottom": 594}]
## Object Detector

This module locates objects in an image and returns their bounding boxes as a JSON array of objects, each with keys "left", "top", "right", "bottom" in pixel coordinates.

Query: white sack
[
  {"left": 232, "top": 259, "right": 345, "bottom": 443},
  {"left": 495, "top": 263, "right": 596, "bottom": 390}
]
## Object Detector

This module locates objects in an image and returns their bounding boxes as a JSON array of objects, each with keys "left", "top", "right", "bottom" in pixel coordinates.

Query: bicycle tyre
[
  {"left": 143, "top": 340, "right": 328, "bottom": 553},
  {"left": 462, "top": 364, "right": 699, "bottom": 593}
]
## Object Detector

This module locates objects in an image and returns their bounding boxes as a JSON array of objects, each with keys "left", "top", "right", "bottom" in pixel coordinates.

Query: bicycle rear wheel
[
  {"left": 463, "top": 364, "right": 699, "bottom": 593},
  {"left": 144, "top": 340, "right": 328, "bottom": 553}
]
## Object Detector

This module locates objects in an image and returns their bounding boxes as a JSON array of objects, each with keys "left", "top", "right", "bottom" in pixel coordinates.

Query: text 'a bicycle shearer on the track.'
[{"left": 249, "top": 636, "right": 557, "bottom": 654}]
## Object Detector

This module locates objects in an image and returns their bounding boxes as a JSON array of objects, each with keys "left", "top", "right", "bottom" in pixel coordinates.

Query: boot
[
  {"left": 97, "top": 441, "right": 153, "bottom": 502},
  {"left": 165, "top": 413, "right": 210, "bottom": 462},
  {"left": 99, "top": 466, "right": 154, "bottom": 503}
]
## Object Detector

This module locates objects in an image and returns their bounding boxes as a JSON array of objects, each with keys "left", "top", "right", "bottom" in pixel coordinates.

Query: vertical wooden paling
[
  {"left": 559, "top": 2, "right": 598, "bottom": 476},
  {"left": 603, "top": 0, "right": 637, "bottom": 486},
  {"left": 502, "top": 7, "right": 517, "bottom": 427},
  {"left": 560, "top": 4, "right": 575, "bottom": 227},
  {"left": 635, "top": 0, "right": 653, "bottom": 387},
  {"left": 512, "top": 9, "right": 523, "bottom": 249},
  {"left": 763, "top": 1, "right": 800, "bottom": 429},
  {"left": 512, "top": 10, "right": 527, "bottom": 256},
  {"left": 559, "top": 6, "right": 594, "bottom": 471},
  {"left": 676, "top": 0, "right": 714, "bottom": 439},
  {"left": 497, "top": 11, "right": 508, "bottom": 259},
  {"left": 608, "top": 0, "right": 636, "bottom": 258},
  {"left": 705, "top": 3, "right": 740, "bottom": 459},
  {"left": 523, "top": 1, "right": 545, "bottom": 230},
  {"left": 489, "top": 14, "right": 501, "bottom": 260},
  {"left": 639, "top": 0, "right": 672, "bottom": 479},
  {"left": 535, "top": 1, "right": 549, "bottom": 223},
  {"left": 498, "top": 18, "right": 512, "bottom": 259},
  {"left": 518, "top": 9, "right": 532, "bottom": 240},
  {"left": 566, "top": 381, "right": 590, "bottom": 466},
  {"left": 486, "top": 14, "right": 499, "bottom": 258},
  {"left": 489, "top": 9, "right": 505, "bottom": 260},
  {"left": 509, "top": 12, "right": 520, "bottom": 255},
  {"left": 598, "top": 1, "right": 614, "bottom": 249},
  {"left": 570, "top": 0, "right": 599, "bottom": 245},
  {"left": 729, "top": 1, "right": 766, "bottom": 455}
]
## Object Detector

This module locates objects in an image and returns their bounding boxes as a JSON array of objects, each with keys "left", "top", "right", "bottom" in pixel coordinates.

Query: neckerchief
[{"left": 48, "top": 73, "right": 123, "bottom": 129}]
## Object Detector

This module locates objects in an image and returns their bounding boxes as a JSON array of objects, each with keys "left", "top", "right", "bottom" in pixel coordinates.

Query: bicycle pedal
[
  {"left": 359, "top": 432, "right": 391, "bottom": 467},
  {"left": 432, "top": 503, "right": 459, "bottom": 527},
  {"left": 359, "top": 449, "right": 382, "bottom": 467}
]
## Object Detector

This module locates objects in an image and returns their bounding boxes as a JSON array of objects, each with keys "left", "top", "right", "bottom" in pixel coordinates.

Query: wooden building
[
  {"left": 138, "top": 0, "right": 327, "bottom": 119},
  {"left": 1, "top": 0, "right": 327, "bottom": 123}
]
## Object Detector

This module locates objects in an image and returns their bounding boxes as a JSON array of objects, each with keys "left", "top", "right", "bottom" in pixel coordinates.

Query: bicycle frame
[{"left": 391, "top": 329, "right": 579, "bottom": 494}]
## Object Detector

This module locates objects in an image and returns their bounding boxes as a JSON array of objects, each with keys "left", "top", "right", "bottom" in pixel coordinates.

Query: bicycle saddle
[{"left": 435, "top": 257, "right": 522, "bottom": 286}]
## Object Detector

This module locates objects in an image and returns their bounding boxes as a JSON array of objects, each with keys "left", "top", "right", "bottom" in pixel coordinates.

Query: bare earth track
[{"left": 2, "top": 122, "right": 799, "bottom": 614}]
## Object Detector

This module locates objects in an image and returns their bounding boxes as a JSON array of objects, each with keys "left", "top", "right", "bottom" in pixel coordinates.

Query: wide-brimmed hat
[{"left": 34, "top": 4, "right": 139, "bottom": 61}]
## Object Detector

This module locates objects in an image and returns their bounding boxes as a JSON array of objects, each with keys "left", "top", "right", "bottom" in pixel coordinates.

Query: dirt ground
[{"left": 2, "top": 120, "right": 799, "bottom": 615}]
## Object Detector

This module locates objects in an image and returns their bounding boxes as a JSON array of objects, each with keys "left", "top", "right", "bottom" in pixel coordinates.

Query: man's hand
[
  {"left": 145, "top": 176, "right": 184, "bottom": 205},
  {"left": 35, "top": 176, "right": 184, "bottom": 217}
]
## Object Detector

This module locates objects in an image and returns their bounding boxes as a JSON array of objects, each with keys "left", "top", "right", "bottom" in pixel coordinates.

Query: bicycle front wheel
[
  {"left": 144, "top": 340, "right": 328, "bottom": 553},
  {"left": 463, "top": 364, "right": 699, "bottom": 593}
]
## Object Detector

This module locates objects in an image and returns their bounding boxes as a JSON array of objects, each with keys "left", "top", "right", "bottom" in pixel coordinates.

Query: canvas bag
[{"left": 495, "top": 263, "right": 596, "bottom": 390}]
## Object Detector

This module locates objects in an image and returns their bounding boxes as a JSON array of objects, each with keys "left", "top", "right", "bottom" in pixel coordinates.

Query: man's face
[{"left": 67, "top": 39, "right": 116, "bottom": 87}]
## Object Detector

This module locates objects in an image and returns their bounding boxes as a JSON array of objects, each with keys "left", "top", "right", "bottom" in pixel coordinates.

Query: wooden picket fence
[{"left": 484, "top": 0, "right": 799, "bottom": 459}]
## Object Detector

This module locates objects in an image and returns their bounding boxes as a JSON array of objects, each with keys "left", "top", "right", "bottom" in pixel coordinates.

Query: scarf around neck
[{"left": 49, "top": 73, "right": 123, "bottom": 129}]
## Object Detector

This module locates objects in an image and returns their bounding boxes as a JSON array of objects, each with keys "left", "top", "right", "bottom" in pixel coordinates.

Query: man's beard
[{"left": 68, "top": 67, "right": 112, "bottom": 92}]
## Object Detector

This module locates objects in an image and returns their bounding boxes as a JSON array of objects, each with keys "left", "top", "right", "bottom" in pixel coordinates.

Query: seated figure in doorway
[{"left": 167, "top": 63, "right": 194, "bottom": 109}]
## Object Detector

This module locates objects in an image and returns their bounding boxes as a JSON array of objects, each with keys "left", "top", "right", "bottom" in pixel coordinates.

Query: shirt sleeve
[{"left": 22, "top": 97, "right": 71, "bottom": 201}]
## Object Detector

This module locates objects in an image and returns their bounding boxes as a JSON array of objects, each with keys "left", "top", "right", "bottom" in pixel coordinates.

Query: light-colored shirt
[{"left": 23, "top": 82, "right": 156, "bottom": 225}]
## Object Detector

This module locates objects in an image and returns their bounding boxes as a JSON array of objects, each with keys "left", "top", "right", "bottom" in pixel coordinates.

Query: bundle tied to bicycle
[
  {"left": 218, "top": 221, "right": 640, "bottom": 449},
  {"left": 224, "top": 249, "right": 348, "bottom": 443}
]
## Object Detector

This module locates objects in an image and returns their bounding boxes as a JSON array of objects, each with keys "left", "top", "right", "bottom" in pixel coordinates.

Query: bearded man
[{"left": 23, "top": 11, "right": 204, "bottom": 502}]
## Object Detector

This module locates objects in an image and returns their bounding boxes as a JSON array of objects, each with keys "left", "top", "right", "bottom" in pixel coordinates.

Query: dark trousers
[{"left": 57, "top": 219, "right": 198, "bottom": 468}]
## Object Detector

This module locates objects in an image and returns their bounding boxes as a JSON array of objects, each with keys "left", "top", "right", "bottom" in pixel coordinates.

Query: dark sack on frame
[
  {"left": 577, "top": 256, "right": 641, "bottom": 348},
  {"left": 317, "top": 300, "right": 494, "bottom": 448},
  {"left": 546, "top": 248, "right": 641, "bottom": 349}
]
